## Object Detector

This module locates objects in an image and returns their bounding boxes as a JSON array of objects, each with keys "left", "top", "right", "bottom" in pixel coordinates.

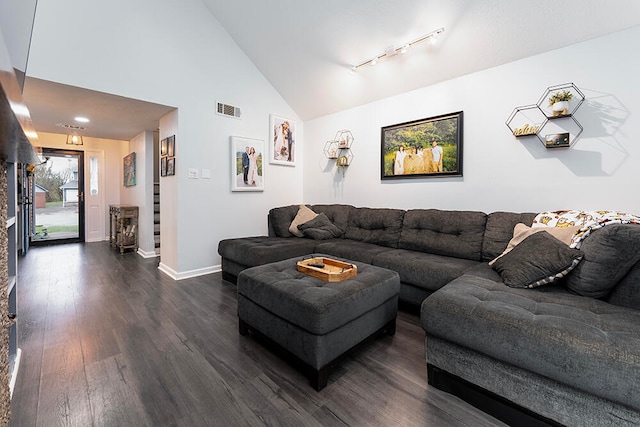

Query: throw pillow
[
  {"left": 298, "top": 213, "right": 343, "bottom": 240},
  {"left": 489, "top": 223, "right": 580, "bottom": 266},
  {"left": 492, "top": 232, "right": 584, "bottom": 289},
  {"left": 288, "top": 205, "right": 318, "bottom": 237},
  {"left": 565, "top": 225, "right": 640, "bottom": 298}
]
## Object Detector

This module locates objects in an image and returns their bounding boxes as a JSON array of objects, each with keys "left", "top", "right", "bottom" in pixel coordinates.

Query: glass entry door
[{"left": 30, "top": 148, "right": 85, "bottom": 245}]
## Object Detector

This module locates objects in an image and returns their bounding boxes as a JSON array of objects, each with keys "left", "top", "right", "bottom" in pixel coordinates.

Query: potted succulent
[{"left": 548, "top": 90, "right": 573, "bottom": 116}]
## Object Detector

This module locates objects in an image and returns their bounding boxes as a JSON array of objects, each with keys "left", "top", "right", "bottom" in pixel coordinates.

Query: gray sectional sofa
[{"left": 218, "top": 204, "right": 640, "bottom": 426}]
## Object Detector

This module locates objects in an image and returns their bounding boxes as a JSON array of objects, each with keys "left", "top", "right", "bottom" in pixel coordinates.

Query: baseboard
[
  {"left": 158, "top": 262, "right": 221, "bottom": 280},
  {"left": 10, "top": 348, "right": 21, "bottom": 398},
  {"left": 137, "top": 248, "right": 159, "bottom": 258}
]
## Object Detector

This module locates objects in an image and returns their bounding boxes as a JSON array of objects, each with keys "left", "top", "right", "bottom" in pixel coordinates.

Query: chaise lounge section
[{"left": 218, "top": 204, "right": 640, "bottom": 426}]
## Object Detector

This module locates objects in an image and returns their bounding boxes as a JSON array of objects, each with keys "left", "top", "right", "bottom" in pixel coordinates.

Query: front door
[{"left": 30, "top": 148, "right": 85, "bottom": 245}]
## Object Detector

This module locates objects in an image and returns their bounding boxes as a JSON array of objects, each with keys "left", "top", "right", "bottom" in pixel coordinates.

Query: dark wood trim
[
  {"left": 221, "top": 271, "right": 238, "bottom": 284},
  {"left": 427, "top": 364, "right": 562, "bottom": 427}
]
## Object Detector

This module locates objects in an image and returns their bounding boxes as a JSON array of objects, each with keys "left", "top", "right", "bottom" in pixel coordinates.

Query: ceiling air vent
[{"left": 216, "top": 102, "right": 241, "bottom": 119}]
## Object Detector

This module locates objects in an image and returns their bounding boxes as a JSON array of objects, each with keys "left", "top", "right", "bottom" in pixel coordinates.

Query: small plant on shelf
[{"left": 548, "top": 90, "right": 573, "bottom": 116}]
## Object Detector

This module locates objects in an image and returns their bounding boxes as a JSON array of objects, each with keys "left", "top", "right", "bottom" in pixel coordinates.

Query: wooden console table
[{"left": 109, "top": 205, "right": 139, "bottom": 254}]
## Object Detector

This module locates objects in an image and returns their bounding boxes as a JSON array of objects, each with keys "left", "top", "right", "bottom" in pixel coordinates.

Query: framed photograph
[
  {"left": 231, "top": 136, "right": 264, "bottom": 192},
  {"left": 381, "top": 111, "right": 463, "bottom": 179},
  {"left": 269, "top": 114, "right": 296, "bottom": 166},
  {"left": 167, "top": 135, "right": 175, "bottom": 157},
  {"left": 167, "top": 157, "right": 175, "bottom": 176},
  {"left": 161, "top": 156, "right": 167, "bottom": 177},
  {"left": 160, "top": 138, "right": 168, "bottom": 156},
  {"left": 544, "top": 132, "right": 570, "bottom": 148},
  {"left": 123, "top": 152, "right": 136, "bottom": 186}
]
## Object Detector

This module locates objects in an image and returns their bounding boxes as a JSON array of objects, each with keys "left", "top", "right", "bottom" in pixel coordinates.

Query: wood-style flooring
[{"left": 10, "top": 242, "right": 506, "bottom": 426}]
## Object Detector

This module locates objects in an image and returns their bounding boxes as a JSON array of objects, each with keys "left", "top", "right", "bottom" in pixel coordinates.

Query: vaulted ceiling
[
  {"left": 22, "top": 0, "right": 640, "bottom": 141},
  {"left": 204, "top": 0, "right": 640, "bottom": 120}
]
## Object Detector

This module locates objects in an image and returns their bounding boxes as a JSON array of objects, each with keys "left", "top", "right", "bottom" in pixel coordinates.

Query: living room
[{"left": 1, "top": 1, "right": 640, "bottom": 426}]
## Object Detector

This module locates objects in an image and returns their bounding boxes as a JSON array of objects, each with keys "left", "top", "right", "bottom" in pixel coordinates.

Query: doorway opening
[{"left": 30, "top": 148, "right": 85, "bottom": 245}]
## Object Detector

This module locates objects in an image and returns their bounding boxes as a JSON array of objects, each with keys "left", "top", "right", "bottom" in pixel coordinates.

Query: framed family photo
[
  {"left": 231, "top": 136, "right": 264, "bottom": 192},
  {"left": 381, "top": 111, "right": 463, "bottom": 179},
  {"left": 269, "top": 114, "right": 296, "bottom": 166}
]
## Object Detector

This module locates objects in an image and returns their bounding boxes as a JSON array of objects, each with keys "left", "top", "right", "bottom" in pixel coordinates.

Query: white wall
[
  {"left": 121, "top": 130, "right": 155, "bottom": 257},
  {"left": 304, "top": 26, "right": 640, "bottom": 215},
  {"left": 27, "top": 0, "right": 303, "bottom": 277},
  {"left": 0, "top": 0, "right": 37, "bottom": 74}
]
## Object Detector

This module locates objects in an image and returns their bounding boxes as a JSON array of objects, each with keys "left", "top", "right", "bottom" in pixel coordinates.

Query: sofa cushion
[
  {"left": 491, "top": 232, "right": 584, "bottom": 288},
  {"left": 482, "top": 212, "right": 537, "bottom": 262},
  {"left": 607, "top": 260, "right": 640, "bottom": 311},
  {"left": 566, "top": 224, "right": 640, "bottom": 298},
  {"left": 421, "top": 276, "right": 640, "bottom": 412},
  {"left": 314, "top": 239, "right": 391, "bottom": 264},
  {"left": 373, "top": 248, "right": 479, "bottom": 293},
  {"left": 289, "top": 205, "right": 318, "bottom": 237},
  {"left": 298, "top": 213, "right": 343, "bottom": 240},
  {"left": 398, "top": 209, "right": 486, "bottom": 261},
  {"left": 489, "top": 223, "right": 580, "bottom": 265},
  {"left": 344, "top": 207, "right": 405, "bottom": 248},
  {"left": 268, "top": 205, "right": 300, "bottom": 237},
  {"left": 218, "top": 236, "right": 318, "bottom": 266}
]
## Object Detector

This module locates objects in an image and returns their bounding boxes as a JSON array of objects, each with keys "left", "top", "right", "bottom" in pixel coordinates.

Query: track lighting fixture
[{"left": 350, "top": 27, "right": 444, "bottom": 72}]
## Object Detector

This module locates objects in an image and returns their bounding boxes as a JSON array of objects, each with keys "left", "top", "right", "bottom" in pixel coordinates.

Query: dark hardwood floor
[{"left": 9, "top": 242, "right": 506, "bottom": 426}]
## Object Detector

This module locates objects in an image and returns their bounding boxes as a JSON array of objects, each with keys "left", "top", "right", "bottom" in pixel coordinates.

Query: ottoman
[{"left": 237, "top": 255, "right": 400, "bottom": 390}]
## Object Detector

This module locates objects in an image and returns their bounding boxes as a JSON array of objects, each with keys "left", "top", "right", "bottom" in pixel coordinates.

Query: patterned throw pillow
[{"left": 492, "top": 232, "right": 584, "bottom": 288}]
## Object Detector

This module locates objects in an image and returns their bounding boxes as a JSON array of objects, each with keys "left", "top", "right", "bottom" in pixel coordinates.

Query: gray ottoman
[{"left": 237, "top": 255, "right": 400, "bottom": 390}]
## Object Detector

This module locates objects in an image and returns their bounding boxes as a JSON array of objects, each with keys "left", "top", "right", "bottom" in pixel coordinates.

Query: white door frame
[{"left": 85, "top": 150, "right": 106, "bottom": 242}]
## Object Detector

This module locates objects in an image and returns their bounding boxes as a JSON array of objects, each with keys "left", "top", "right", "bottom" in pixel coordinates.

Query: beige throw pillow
[
  {"left": 489, "top": 223, "right": 580, "bottom": 266},
  {"left": 289, "top": 205, "right": 318, "bottom": 237}
]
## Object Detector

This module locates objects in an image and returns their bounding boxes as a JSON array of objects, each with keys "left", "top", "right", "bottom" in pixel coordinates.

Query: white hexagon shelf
[
  {"left": 323, "top": 140, "right": 340, "bottom": 159},
  {"left": 334, "top": 130, "right": 354, "bottom": 149}
]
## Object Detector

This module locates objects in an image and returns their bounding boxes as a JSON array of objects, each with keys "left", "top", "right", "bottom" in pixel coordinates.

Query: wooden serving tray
[{"left": 297, "top": 257, "right": 357, "bottom": 282}]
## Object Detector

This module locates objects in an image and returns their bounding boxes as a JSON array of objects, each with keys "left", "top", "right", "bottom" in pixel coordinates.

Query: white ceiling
[
  {"left": 21, "top": 0, "right": 640, "bottom": 141},
  {"left": 23, "top": 77, "right": 175, "bottom": 141}
]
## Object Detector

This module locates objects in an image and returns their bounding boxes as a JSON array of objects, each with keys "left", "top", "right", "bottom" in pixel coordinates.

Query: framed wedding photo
[
  {"left": 269, "top": 114, "right": 296, "bottom": 166},
  {"left": 231, "top": 136, "right": 264, "bottom": 192},
  {"left": 381, "top": 111, "right": 463, "bottom": 180}
]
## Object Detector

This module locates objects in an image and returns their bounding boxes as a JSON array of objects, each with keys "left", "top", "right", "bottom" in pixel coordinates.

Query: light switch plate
[
  {"left": 201, "top": 168, "right": 211, "bottom": 179},
  {"left": 188, "top": 168, "right": 199, "bottom": 179}
]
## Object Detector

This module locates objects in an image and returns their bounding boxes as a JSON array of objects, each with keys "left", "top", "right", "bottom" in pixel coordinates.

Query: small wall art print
[
  {"left": 167, "top": 135, "right": 175, "bottom": 157},
  {"left": 123, "top": 152, "right": 136, "bottom": 186},
  {"left": 160, "top": 135, "right": 176, "bottom": 178},
  {"left": 161, "top": 156, "right": 167, "bottom": 177},
  {"left": 231, "top": 136, "right": 264, "bottom": 192},
  {"left": 381, "top": 111, "right": 463, "bottom": 179},
  {"left": 544, "top": 132, "right": 570, "bottom": 148},
  {"left": 269, "top": 114, "right": 296, "bottom": 166}
]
